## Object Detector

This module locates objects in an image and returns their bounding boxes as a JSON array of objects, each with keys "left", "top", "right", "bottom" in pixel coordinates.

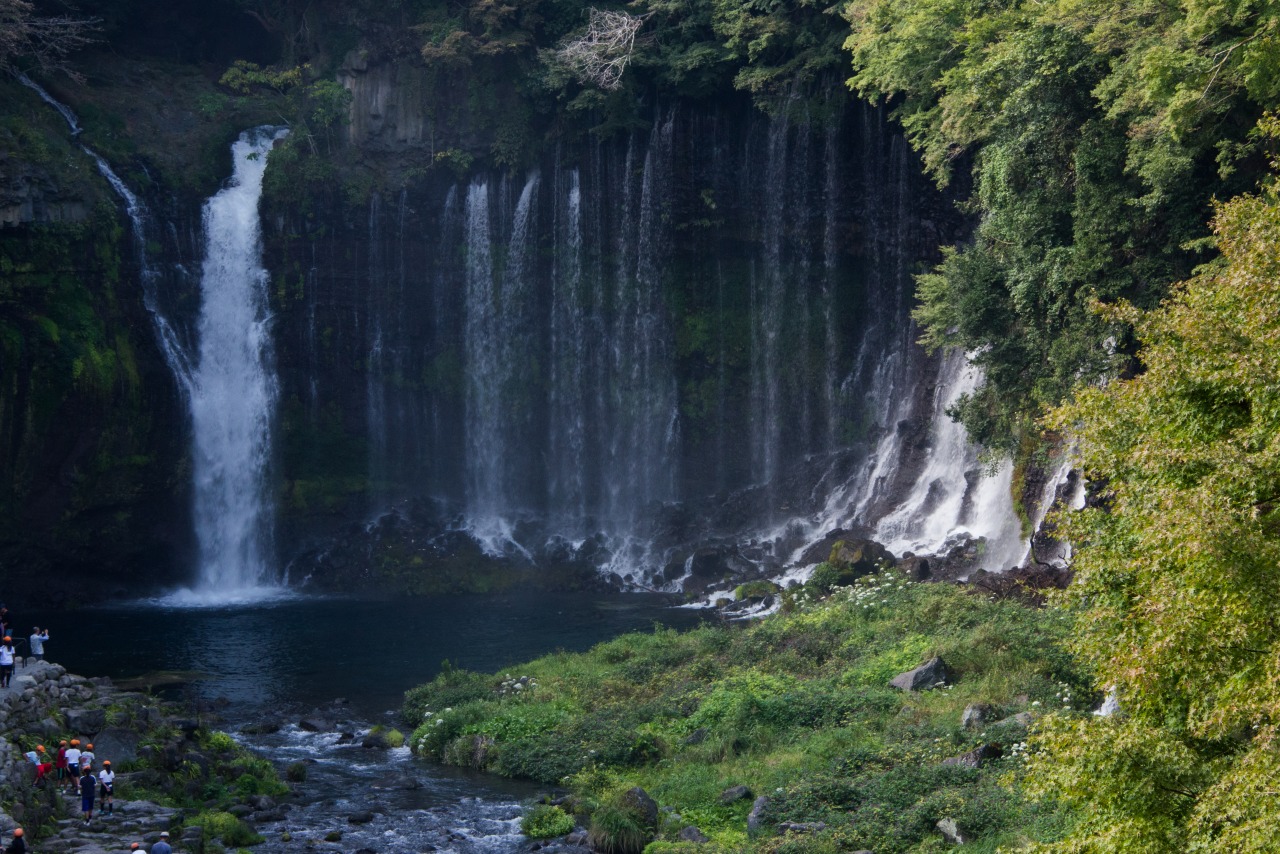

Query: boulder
[
  {"left": 719, "top": 785, "right": 752, "bottom": 805},
  {"left": 898, "top": 555, "right": 931, "bottom": 581},
  {"left": 746, "top": 796, "right": 770, "bottom": 834},
  {"left": 961, "top": 703, "right": 994, "bottom": 729},
  {"left": 683, "top": 728, "right": 708, "bottom": 746},
  {"left": 829, "top": 539, "right": 894, "bottom": 574},
  {"left": 890, "top": 657, "right": 950, "bottom": 692},
  {"left": 91, "top": 728, "right": 141, "bottom": 766},
  {"left": 937, "top": 817, "right": 967, "bottom": 845},
  {"left": 298, "top": 717, "right": 332, "bottom": 733},
  {"left": 619, "top": 787, "right": 658, "bottom": 830},
  {"left": 942, "top": 743, "right": 1003, "bottom": 769},
  {"left": 239, "top": 719, "right": 281, "bottom": 736},
  {"left": 678, "top": 827, "right": 709, "bottom": 843},
  {"left": 994, "top": 712, "right": 1033, "bottom": 729},
  {"left": 66, "top": 708, "right": 106, "bottom": 735},
  {"left": 347, "top": 810, "right": 376, "bottom": 824}
]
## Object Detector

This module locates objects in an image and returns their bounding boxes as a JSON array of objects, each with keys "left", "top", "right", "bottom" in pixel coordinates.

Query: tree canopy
[
  {"left": 846, "top": 0, "right": 1280, "bottom": 450},
  {"left": 1025, "top": 123, "right": 1280, "bottom": 850}
]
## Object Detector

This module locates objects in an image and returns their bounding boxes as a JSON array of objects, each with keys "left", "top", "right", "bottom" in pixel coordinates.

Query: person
[
  {"left": 0, "top": 637, "right": 14, "bottom": 688},
  {"left": 6, "top": 828, "right": 23, "bottom": 854},
  {"left": 99, "top": 759, "right": 115, "bottom": 815},
  {"left": 56, "top": 739, "right": 68, "bottom": 784},
  {"left": 80, "top": 764, "right": 97, "bottom": 824},
  {"left": 151, "top": 831, "right": 172, "bottom": 854},
  {"left": 80, "top": 743, "right": 95, "bottom": 770},
  {"left": 28, "top": 745, "right": 52, "bottom": 785},
  {"left": 28, "top": 628, "right": 47, "bottom": 662},
  {"left": 64, "top": 739, "right": 82, "bottom": 794},
  {"left": 130, "top": 844, "right": 141, "bottom": 853}
]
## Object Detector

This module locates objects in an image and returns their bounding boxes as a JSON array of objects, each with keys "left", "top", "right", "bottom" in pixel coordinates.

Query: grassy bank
[{"left": 403, "top": 571, "right": 1090, "bottom": 852}]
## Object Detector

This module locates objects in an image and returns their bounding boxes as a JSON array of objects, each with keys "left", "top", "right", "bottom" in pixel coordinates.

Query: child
[
  {"left": 80, "top": 765, "right": 97, "bottom": 824},
  {"left": 56, "top": 740, "right": 68, "bottom": 785},
  {"left": 64, "top": 740, "right": 81, "bottom": 794},
  {"left": 99, "top": 759, "right": 115, "bottom": 815}
]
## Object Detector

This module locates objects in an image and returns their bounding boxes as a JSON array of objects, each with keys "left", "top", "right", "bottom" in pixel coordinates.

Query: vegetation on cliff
[
  {"left": 1025, "top": 133, "right": 1280, "bottom": 851},
  {"left": 846, "top": 0, "right": 1280, "bottom": 450},
  {"left": 404, "top": 572, "right": 1089, "bottom": 851}
]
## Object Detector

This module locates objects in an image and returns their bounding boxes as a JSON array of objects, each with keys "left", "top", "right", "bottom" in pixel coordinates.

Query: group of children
[{"left": 27, "top": 739, "right": 116, "bottom": 823}]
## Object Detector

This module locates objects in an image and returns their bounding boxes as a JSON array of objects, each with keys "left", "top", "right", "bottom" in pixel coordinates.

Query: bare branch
[
  {"left": 0, "top": 0, "right": 99, "bottom": 81},
  {"left": 554, "top": 8, "right": 645, "bottom": 91}
]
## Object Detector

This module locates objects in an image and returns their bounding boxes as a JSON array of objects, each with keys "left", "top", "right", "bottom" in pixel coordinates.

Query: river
[{"left": 19, "top": 592, "right": 708, "bottom": 852}]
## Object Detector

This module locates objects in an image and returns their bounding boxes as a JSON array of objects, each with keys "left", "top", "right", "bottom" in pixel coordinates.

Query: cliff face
[
  {"left": 1, "top": 17, "right": 1007, "bottom": 598},
  {"left": 256, "top": 51, "right": 975, "bottom": 592}
]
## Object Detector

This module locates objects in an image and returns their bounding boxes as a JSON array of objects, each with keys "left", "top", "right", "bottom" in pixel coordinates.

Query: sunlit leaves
[{"left": 1034, "top": 158, "right": 1280, "bottom": 849}]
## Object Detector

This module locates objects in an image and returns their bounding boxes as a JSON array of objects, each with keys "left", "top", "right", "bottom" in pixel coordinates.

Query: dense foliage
[
  {"left": 847, "top": 0, "right": 1280, "bottom": 449},
  {"left": 404, "top": 573, "right": 1090, "bottom": 851},
  {"left": 1027, "top": 139, "right": 1280, "bottom": 851}
]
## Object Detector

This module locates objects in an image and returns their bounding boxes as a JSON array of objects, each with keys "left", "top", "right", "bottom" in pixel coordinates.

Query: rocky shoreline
[{"left": 0, "top": 661, "right": 284, "bottom": 854}]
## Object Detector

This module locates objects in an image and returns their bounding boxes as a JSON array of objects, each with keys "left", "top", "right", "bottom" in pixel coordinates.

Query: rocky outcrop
[{"left": 890, "top": 657, "right": 951, "bottom": 692}]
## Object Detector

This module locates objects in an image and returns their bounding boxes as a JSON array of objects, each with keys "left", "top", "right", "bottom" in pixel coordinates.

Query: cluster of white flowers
[
  {"left": 1006, "top": 741, "right": 1029, "bottom": 761},
  {"left": 1055, "top": 681, "right": 1074, "bottom": 711},
  {"left": 499, "top": 674, "right": 538, "bottom": 698},
  {"left": 840, "top": 572, "right": 911, "bottom": 611}
]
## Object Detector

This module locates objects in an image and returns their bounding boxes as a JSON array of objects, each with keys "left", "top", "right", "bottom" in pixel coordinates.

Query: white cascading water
[
  {"left": 186, "top": 128, "right": 288, "bottom": 600},
  {"left": 871, "top": 349, "right": 1025, "bottom": 570}
]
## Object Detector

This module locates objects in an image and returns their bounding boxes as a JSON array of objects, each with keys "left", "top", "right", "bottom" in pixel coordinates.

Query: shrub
[
  {"left": 188, "top": 811, "right": 264, "bottom": 847},
  {"left": 521, "top": 804, "right": 574, "bottom": 839},
  {"left": 588, "top": 804, "right": 652, "bottom": 854},
  {"left": 285, "top": 762, "right": 307, "bottom": 782},
  {"left": 403, "top": 668, "right": 493, "bottom": 726},
  {"left": 199, "top": 731, "right": 238, "bottom": 753}
]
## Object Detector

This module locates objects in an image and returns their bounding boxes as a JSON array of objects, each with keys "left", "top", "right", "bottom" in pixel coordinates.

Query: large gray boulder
[
  {"left": 91, "top": 728, "right": 141, "bottom": 766},
  {"left": 890, "top": 657, "right": 951, "bottom": 692},
  {"left": 961, "top": 703, "right": 994, "bottom": 729},
  {"left": 620, "top": 787, "right": 659, "bottom": 830},
  {"left": 941, "top": 743, "right": 1003, "bottom": 769},
  {"left": 66, "top": 708, "right": 107, "bottom": 735}
]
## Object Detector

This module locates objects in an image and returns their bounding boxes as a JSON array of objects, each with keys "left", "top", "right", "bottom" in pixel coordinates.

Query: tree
[
  {"left": 844, "top": 0, "right": 1277, "bottom": 450},
  {"left": 0, "top": 0, "right": 97, "bottom": 79},
  {"left": 553, "top": 7, "right": 646, "bottom": 90},
  {"left": 1025, "top": 117, "right": 1280, "bottom": 851}
]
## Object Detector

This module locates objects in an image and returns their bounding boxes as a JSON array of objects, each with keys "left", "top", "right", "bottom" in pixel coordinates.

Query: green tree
[
  {"left": 1026, "top": 121, "right": 1280, "bottom": 850},
  {"left": 845, "top": 0, "right": 1277, "bottom": 450}
]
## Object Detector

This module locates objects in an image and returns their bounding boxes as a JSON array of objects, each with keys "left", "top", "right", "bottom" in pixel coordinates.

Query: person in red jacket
[{"left": 55, "top": 740, "right": 68, "bottom": 785}]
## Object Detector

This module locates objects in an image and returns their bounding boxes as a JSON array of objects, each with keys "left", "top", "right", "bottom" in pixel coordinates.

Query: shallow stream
[{"left": 21, "top": 592, "right": 708, "bottom": 852}]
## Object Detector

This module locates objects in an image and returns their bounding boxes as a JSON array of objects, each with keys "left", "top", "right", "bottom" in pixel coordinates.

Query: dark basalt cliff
[{"left": 0, "top": 2, "right": 983, "bottom": 599}]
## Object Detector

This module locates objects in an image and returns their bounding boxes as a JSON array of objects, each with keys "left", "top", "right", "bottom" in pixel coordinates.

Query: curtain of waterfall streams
[
  {"left": 186, "top": 129, "right": 288, "bottom": 601},
  {"left": 299, "top": 99, "right": 1033, "bottom": 590}
]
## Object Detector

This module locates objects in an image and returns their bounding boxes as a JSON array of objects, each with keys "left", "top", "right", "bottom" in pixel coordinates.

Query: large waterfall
[
  {"left": 281, "top": 96, "right": 1030, "bottom": 589},
  {"left": 188, "top": 128, "right": 286, "bottom": 598}
]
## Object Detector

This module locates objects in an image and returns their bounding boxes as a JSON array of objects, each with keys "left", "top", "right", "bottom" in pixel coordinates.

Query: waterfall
[
  {"left": 188, "top": 128, "right": 287, "bottom": 598},
  {"left": 462, "top": 172, "right": 541, "bottom": 552},
  {"left": 17, "top": 74, "right": 195, "bottom": 394},
  {"left": 548, "top": 165, "right": 588, "bottom": 528},
  {"left": 871, "top": 349, "right": 1025, "bottom": 571},
  {"left": 283, "top": 98, "right": 1037, "bottom": 588}
]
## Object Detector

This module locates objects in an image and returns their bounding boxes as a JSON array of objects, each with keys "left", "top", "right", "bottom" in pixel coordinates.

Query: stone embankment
[{"left": 0, "top": 660, "right": 191, "bottom": 854}]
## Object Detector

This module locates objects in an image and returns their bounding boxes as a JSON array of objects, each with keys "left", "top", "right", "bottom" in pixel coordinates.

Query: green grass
[{"left": 403, "top": 572, "right": 1090, "bottom": 852}]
